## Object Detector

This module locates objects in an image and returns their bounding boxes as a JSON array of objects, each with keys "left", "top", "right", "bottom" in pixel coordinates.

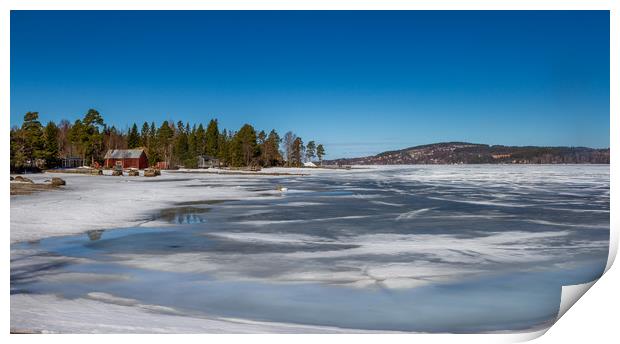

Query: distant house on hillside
[
  {"left": 197, "top": 155, "right": 220, "bottom": 168},
  {"left": 104, "top": 148, "right": 148, "bottom": 169}
]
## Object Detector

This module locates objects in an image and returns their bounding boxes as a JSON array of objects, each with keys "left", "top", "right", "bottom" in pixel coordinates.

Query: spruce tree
[
  {"left": 141, "top": 122, "right": 150, "bottom": 147},
  {"left": 127, "top": 123, "right": 140, "bottom": 148},
  {"left": 188, "top": 124, "right": 197, "bottom": 163},
  {"left": 205, "top": 119, "right": 219, "bottom": 157},
  {"left": 147, "top": 121, "right": 158, "bottom": 165},
  {"left": 43, "top": 121, "right": 60, "bottom": 167},
  {"left": 173, "top": 121, "right": 190, "bottom": 166},
  {"left": 231, "top": 124, "right": 258, "bottom": 167},
  {"left": 149, "top": 122, "right": 156, "bottom": 139},
  {"left": 10, "top": 127, "right": 27, "bottom": 170},
  {"left": 217, "top": 129, "right": 230, "bottom": 165},
  {"left": 157, "top": 121, "right": 174, "bottom": 166},
  {"left": 195, "top": 124, "right": 206, "bottom": 156}
]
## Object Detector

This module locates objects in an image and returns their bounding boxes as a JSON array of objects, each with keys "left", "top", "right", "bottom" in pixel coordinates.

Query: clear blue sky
[{"left": 11, "top": 11, "right": 609, "bottom": 158}]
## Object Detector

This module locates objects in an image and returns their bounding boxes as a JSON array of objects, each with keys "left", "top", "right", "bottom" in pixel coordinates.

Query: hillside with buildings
[{"left": 326, "top": 142, "right": 610, "bottom": 165}]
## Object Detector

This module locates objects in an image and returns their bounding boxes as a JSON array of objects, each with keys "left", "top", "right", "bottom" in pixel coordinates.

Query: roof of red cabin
[{"left": 104, "top": 149, "right": 146, "bottom": 159}]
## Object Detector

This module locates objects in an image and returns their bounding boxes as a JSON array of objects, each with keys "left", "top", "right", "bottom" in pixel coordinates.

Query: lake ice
[{"left": 10, "top": 165, "right": 610, "bottom": 333}]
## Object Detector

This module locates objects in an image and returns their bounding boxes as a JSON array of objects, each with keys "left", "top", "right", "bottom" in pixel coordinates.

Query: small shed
[
  {"left": 155, "top": 161, "right": 169, "bottom": 170},
  {"left": 197, "top": 155, "right": 220, "bottom": 168},
  {"left": 104, "top": 149, "right": 148, "bottom": 169},
  {"left": 61, "top": 156, "right": 84, "bottom": 168}
]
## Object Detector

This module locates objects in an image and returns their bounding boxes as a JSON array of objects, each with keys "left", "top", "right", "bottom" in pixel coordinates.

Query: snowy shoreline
[
  {"left": 9, "top": 167, "right": 336, "bottom": 244},
  {"left": 11, "top": 293, "right": 394, "bottom": 334}
]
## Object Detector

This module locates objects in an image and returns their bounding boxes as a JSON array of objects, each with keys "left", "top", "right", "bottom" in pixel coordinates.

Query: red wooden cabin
[{"left": 103, "top": 149, "right": 148, "bottom": 169}]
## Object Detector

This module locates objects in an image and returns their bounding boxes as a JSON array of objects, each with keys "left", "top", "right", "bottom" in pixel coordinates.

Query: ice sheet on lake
[
  {"left": 10, "top": 165, "right": 610, "bottom": 333},
  {"left": 110, "top": 229, "right": 607, "bottom": 289}
]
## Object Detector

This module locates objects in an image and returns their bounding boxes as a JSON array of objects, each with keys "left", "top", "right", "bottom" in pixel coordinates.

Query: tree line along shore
[{"left": 10, "top": 109, "right": 326, "bottom": 173}]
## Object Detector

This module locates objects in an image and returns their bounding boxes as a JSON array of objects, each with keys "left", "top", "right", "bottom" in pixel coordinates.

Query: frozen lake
[{"left": 10, "top": 165, "right": 609, "bottom": 333}]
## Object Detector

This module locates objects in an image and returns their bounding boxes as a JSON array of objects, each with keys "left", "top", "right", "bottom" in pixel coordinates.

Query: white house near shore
[{"left": 304, "top": 161, "right": 317, "bottom": 168}]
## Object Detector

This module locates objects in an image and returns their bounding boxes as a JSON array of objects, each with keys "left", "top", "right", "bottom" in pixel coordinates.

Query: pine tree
[
  {"left": 104, "top": 125, "right": 123, "bottom": 151},
  {"left": 149, "top": 122, "right": 156, "bottom": 139},
  {"left": 187, "top": 124, "right": 197, "bottom": 164},
  {"left": 195, "top": 124, "right": 206, "bottom": 156},
  {"left": 141, "top": 122, "right": 150, "bottom": 147},
  {"left": 68, "top": 119, "right": 84, "bottom": 160},
  {"left": 147, "top": 121, "right": 158, "bottom": 165},
  {"left": 43, "top": 121, "right": 60, "bottom": 167},
  {"left": 257, "top": 130, "right": 267, "bottom": 165},
  {"left": 21, "top": 112, "right": 45, "bottom": 166},
  {"left": 291, "top": 137, "right": 303, "bottom": 167},
  {"left": 264, "top": 129, "right": 282, "bottom": 167},
  {"left": 173, "top": 121, "right": 190, "bottom": 166},
  {"left": 205, "top": 119, "right": 219, "bottom": 157},
  {"left": 217, "top": 129, "right": 230, "bottom": 165},
  {"left": 231, "top": 124, "right": 258, "bottom": 167},
  {"left": 81, "top": 109, "right": 105, "bottom": 165},
  {"left": 157, "top": 121, "right": 174, "bottom": 166},
  {"left": 316, "top": 144, "right": 325, "bottom": 165},
  {"left": 10, "top": 127, "right": 28, "bottom": 171},
  {"left": 305, "top": 140, "right": 316, "bottom": 163},
  {"left": 127, "top": 123, "right": 140, "bottom": 148}
]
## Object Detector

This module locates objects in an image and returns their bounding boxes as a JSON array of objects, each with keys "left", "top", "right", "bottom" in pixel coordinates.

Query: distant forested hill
[{"left": 325, "top": 142, "right": 610, "bottom": 165}]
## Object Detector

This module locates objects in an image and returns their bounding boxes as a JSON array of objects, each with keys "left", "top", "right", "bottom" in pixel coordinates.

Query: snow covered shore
[
  {"left": 11, "top": 293, "right": 386, "bottom": 334},
  {"left": 10, "top": 168, "right": 331, "bottom": 243}
]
